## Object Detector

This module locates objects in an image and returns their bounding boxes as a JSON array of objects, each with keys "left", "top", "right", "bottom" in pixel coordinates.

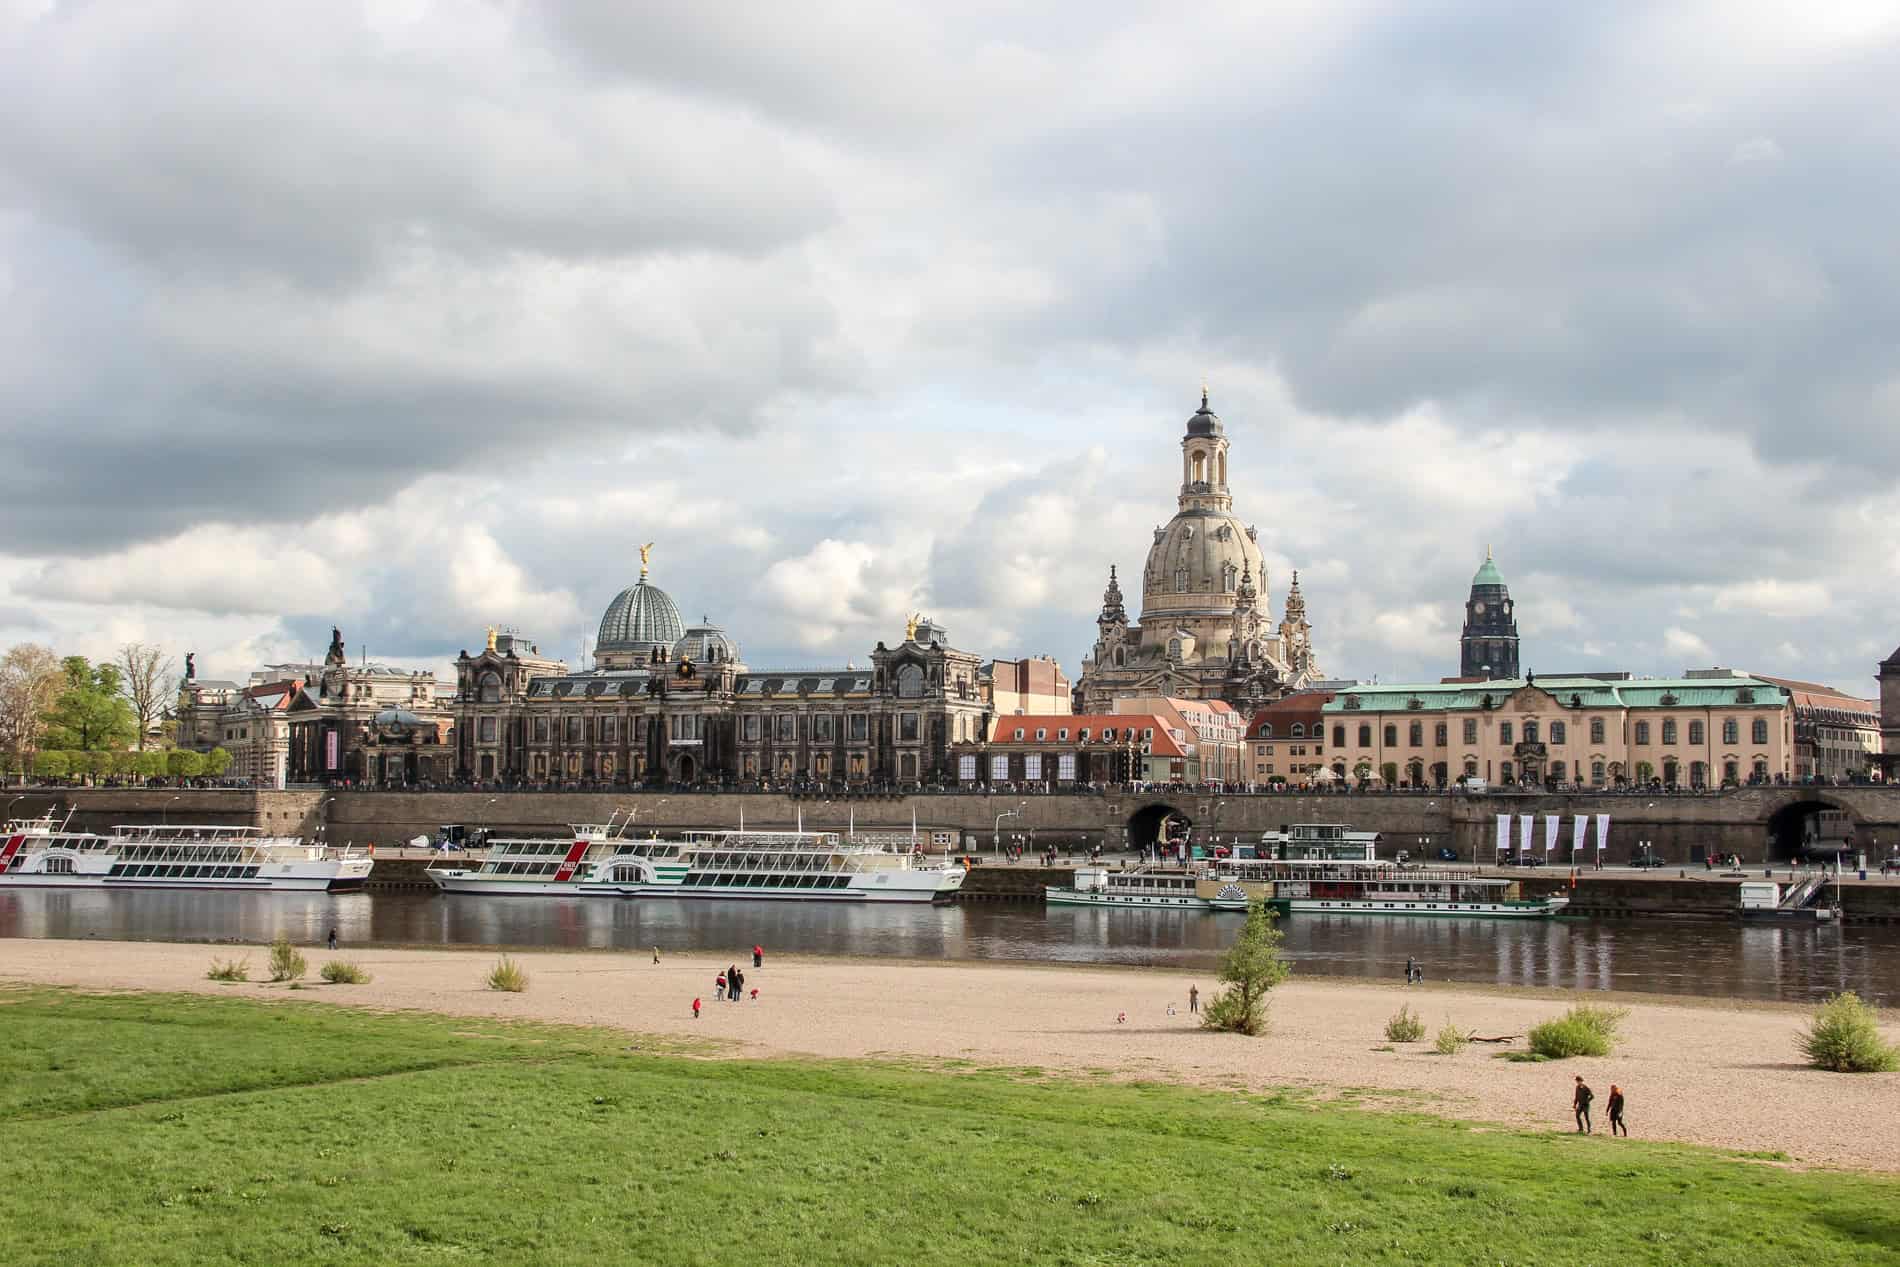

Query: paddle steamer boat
[{"left": 0, "top": 813, "right": 373, "bottom": 891}]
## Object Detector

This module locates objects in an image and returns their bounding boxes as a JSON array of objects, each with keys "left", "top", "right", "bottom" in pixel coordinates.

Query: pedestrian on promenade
[
  {"left": 732, "top": 968, "right": 744, "bottom": 1001},
  {"left": 652, "top": 946, "right": 660, "bottom": 964},
  {"left": 1607, "top": 1085, "right": 1627, "bottom": 1137},
  {"left": 1405, "top": 956, "right": 1416, "bottom": 985},
  {"left": 327, "top": 928, "right": 338, "bottom": 951},
  {"left": 715, "top": 972, "right": 726, "bottom": 997},
  {"left": 753, "top": 944, "right": 764, "bottom": 968},
  {"left": 692, "top": 997, "right": 701, "bottom": 1019},
  {"left": 1189, "top": 984, "right": 1199, "bottom": 1014},
  {"left": 1573, "top": 1076, "right": 1594, "bottom": 1134}
]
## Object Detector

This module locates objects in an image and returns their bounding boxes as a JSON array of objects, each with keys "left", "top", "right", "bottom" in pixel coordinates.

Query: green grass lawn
[{"left": 3, "top": 986, "right": 1897, "bottom": 1266}]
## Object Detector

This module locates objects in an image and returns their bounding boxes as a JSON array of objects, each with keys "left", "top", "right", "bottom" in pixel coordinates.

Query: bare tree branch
[
  {"left": 117, "top": 642, "right": 176, "bottom": 752},
  {"left": 0, "top": 643, "right": 64, "bottom": 772}
]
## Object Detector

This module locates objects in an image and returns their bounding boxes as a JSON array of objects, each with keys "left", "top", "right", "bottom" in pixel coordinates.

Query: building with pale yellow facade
[{"left": 1319, "top": 674, "right": 1793, "bottom": 790}]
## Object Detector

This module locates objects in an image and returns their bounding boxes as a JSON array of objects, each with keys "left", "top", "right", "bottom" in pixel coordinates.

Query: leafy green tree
[
  {"left": 133, "top": 751, "right": 169, "bottom": 779},
  {"left": 33, "top": 751, "right": 71, "bottom": 780},
  {"left": 205, "top": 747, "right": 233, "bottom": 777},
  {"left": 167, "top": 749, "right": 207, "bottom": 779},
  {"left": 1201, "top": 899, "right": 1292, "bottom": 1036},
  {"left": 41, "top": 658, "right": 137, "bottom": 754}
]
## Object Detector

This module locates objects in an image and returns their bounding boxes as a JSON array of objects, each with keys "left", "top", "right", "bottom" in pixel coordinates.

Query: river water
[{"left": 3, "top": 888, "right": 1895, "bottom": 1006}]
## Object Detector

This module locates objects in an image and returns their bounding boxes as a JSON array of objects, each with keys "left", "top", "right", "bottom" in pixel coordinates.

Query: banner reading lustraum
[
  {"left": 1496, "top": 814, "right": 1511, "bottom": 856},
  {"left": 1596, "top": 813, "right": 1612, "bottom": 855}
]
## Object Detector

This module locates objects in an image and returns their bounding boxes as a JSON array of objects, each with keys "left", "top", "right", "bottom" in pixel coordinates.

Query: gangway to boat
[{"left": 1780, "top": 874, "right": 1827, "bottom": 909}]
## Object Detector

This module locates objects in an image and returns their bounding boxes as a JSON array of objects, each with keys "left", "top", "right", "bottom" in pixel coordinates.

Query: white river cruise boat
[
  {"left": 429, "top": 823, "right": 966, "bottom": 903},
  {"left": 1046, "top": 824, "right": 1566, "bottom": 919},
  {"left": 0, "top": 814, "right": 374, "bottom": 892}
]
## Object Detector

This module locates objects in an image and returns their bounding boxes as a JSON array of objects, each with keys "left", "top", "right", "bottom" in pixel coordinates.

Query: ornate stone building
[
  {"left": 1075, "top": 391, "right": 1322, "bottom": 714},
  {"left": 285, "top": 627, "right": 450, "bottom": 786},
  {"left": 1459, "top": 548, "right": 1520, "bottom": 680},
  {"left": 452, "top": 556, "right": 991, "bottom": 788}
]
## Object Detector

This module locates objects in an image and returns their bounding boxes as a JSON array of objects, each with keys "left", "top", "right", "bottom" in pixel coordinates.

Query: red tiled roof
[
  {"left": 988, "top": 714, "right": 1187, "bottom": 757},
  {"left": 1245, "top": 692, "right": 1335, "bottom": 739}
]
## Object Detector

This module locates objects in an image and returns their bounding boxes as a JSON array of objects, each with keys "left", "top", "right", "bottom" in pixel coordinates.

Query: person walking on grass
[
  {"left": 1573, "top": 1076, "right": 1594, "bottom": 1135},
  {"left": 1188, "top": 984, "right": 1199, "bottom": 1014},
  {"left": 1607, "top": 1084, "right": 1627, "bottom": 1137}
]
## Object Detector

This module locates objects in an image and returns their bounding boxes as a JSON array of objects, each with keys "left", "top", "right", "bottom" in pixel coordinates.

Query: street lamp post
[{"left": 994, "top": 807, "right": 1022, "bottom": 860}]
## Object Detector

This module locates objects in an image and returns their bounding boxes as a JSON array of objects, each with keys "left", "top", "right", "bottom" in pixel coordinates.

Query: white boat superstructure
[
  {"left": 0, "top": 814, "right": 373, "bottom": 891},
  {"left": 430, "top": 822, "right": 965, "bottom": 903}
]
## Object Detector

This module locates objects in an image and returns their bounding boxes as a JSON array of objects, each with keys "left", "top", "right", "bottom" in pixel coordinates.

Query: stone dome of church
[
  {"left": 672, "top": 620, "right": 740, "bottom": 666},
  {"left": 597, "top": 577, "right": 685, "bottom": 657},
  {"left": 1141, "top": 510, "right": 1264, "bottom": 608},
  {"left": 1185, "top": 389, "right": 1224, "bottom": 437}
]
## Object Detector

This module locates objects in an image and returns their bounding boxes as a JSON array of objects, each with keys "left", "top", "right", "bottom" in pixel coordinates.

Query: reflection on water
[{"left": 2, "top": 888, "right": 1893, "bottom": 1007}]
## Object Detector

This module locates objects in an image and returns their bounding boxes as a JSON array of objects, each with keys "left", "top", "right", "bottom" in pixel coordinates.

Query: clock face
[{"left": 1474, "top": 602, "right": 1486, "bottom": 615}]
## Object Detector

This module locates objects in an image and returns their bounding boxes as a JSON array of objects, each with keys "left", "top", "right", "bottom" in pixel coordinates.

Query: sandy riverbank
[{"left": 4, "top": 938, "right": 1896, "bottom": 1171}]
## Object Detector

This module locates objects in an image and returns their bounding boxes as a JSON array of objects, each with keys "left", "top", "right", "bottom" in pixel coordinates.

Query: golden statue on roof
[
  {"left": 904, "top": 612, "right": 921, "bottom": 641},
  {"left": 639, "top": 542, "right": 655, "bottom": 578},
  {"left": 485, "top": 625, "right": 498, "bottom": 653}
]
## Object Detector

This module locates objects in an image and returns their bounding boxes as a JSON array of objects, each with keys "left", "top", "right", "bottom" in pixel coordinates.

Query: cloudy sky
[{"left": 3, "top": 1, "right": 1896, "bottom": 695}]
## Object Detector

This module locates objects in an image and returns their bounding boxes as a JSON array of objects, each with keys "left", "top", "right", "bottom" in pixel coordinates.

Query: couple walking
[{"left": 1572, "top": 1076, "right": 1628, "bottom": 1136}]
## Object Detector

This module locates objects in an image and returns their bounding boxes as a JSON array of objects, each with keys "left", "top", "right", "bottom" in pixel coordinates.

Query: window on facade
[
  {"left": 1260, "top": 723, "right": 1273, "bottom": 738},
  {"left": 896, "top": 664, "right": 926, "bottom": 698},
  {"left": 534, "top": 717, "right": 549, "bottom": 742},
  {"left": 566, "top": 717, "right": 582, "bottom": 744},
  {"left": 1550, "top": 720, "right": 1565, "bottom": 745},
  {"left": 1688, "top": 720, "right": 1704, "bottom": 745},
  {"left": 1589, "top": 718, "right": 1605, "bottom": 744},
  {"left": 1752, "top": 718, "right": 1768, "bottom": 744},
  {"left": 1591, "top": 760, "right": 1606, "bottom": 784},
  {"left": 1752, "top": 759, "right": 1768, "bottom": 780},
  {"left": 850, "top": 714, "right": 868, "bottom": 742},
  {"left": 1332, "top": 725, "right": 1345, "bottom": 747},
  {"left": 815, "top": 715, "right": 833, "bottom": 743},
  {"left": 1434, "top": 722, "right": 1447, "bottom": 745},
  {"left": 1635, "top": 721, "right": 1651, "bottom": 744},
  {"left": 1662, "top": 719, "right": 1677, "bottom": 745},
  {"left": 742, "top": 715, "right": 759, "bottom": 742},
  {"left": 478, "top": 673, "right": 501, "bottom": 703},
  {"left": 1408, "top": 721, "right": 1422, "bottom": 747},
  {"left": 1381, "top": 724, "right": 1396, "bottom": 747},
  {"left": 1499, "top": 722, "right": 1513, "bottom": 744},
  {"left": 1174, "top": 568, "right": 1188, "bottom": 593},
  {"left": 900, "top": 713, "right": 919, "bottom": 741},
  {"left": 1012, "top": 728, "right": 1024, "bottom": 741},
  {"left": 479, "top": 718, "right": 496, "bottom": 743},
  {"left": 1103, "top": 727, "right": 1117, "bottom": 742},
  {"left": 600, "top": 717, "right": 615, "bottom": 743},
  {"left": 1463, "top": 719, "right": 1478, "bottom": 745},
  {"left": 776, "top": 715, "right": 795, "bottom": 743},
  {"left": 1722, "top": 719, "right": 1738, "bottom": 745},
  {"left": 1357, "top": 724, "right": 1371, "bottom": 747},
  {"left": 1057, "top": 728, "right": 1069, "bottom": 741},
  {"left": 1035, "top": 728, "right": 1046, "bottom": 741},
  {"left": 1523, "top": 720, "right": 1538, "bottom": 743}
]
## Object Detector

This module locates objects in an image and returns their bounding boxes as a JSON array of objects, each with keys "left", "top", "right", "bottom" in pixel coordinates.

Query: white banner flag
[
  {"left": 1572, "top": 813, "right": 1589, "bottom": 859},
  {"left": 1519, "top": 814, "right": 1534, "bottom": 857},
  {"left": 1544, "top": 814, "right": 1561, "bottom": 857},
  {"left": 1496, "top": 814, "right": 1512, "bottom": 855},
  {"left": 1595, "top": 813, "right": 1611, "bottom": 854}
]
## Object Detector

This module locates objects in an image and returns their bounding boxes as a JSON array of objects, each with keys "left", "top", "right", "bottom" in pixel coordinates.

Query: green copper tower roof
[{"left": 1472, "top": 546, "right": 1505, "bottom": 588}]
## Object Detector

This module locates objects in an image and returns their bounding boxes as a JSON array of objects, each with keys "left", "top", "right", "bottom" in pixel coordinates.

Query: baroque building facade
[
  {"left": 452, "top": 556, "right": 991, "bottom": 789},
  {"left": 1075, "top": 392, "right": 1322, "bottom": 714}
]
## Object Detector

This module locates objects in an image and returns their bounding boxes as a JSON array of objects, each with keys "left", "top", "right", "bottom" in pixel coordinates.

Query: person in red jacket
[
  {"left": 692, "top": 997, "right": 701, "bottom": 1019},
  {"left": 753, "top": 944, "right": 764, "bottom": 968}
]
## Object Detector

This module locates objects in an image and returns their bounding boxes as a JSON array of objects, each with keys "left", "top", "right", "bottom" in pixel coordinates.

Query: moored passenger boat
[
  {"left": 429, "top": 822, "right": 964, "bottom": 903},
  {"left": 0, "top": 814, "right": 373, "bottom": 891}
]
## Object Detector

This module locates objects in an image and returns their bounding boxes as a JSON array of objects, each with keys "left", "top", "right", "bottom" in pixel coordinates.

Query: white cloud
[
  {"left": 1729, "top": 136, "right": 1783, "bottom": 164},
  {"left": 1663, "top": 626, "right": 1715, "bottom": 663},
  {"left": 1710, "top": 578, "right": 1829, "bottom": 617}
]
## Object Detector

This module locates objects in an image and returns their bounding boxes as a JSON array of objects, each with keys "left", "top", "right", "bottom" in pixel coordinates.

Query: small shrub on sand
[
  {"left": 1801, "top": 992, "right": 1898, "bottom": 1073},
  {"left": 1384, "top": 1004, "right": 1426, "bottom": 1043},
  {"left": 267, "top": 936, "right": 306, "bottom": 983},
  {"left": 206, "top": 957, "right": 249, "bottom": 982},
  {"left": 1433, "top": 1019, "right": 1470, "bottom": 1055},
  {"left": 319, "top": 960, "right": 371, "bottom": 985},
  {"left": 1527, "top": 1003, "right": 1627, "bottom": 1060},
  {"left": 487, "top": 955, "right": 529, "bottom": 993},
  {"left": 1201, "top": 901, "right": 1290, "bottom": 1036}
]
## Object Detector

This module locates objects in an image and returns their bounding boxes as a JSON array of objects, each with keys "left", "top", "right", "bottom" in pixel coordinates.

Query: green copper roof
[
  {"left": 1321, "top": 676, "right": 1788, "bottom": 715},
  {"left": 1471, "top": 550, "right": 1505, "bottom": 588}
]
